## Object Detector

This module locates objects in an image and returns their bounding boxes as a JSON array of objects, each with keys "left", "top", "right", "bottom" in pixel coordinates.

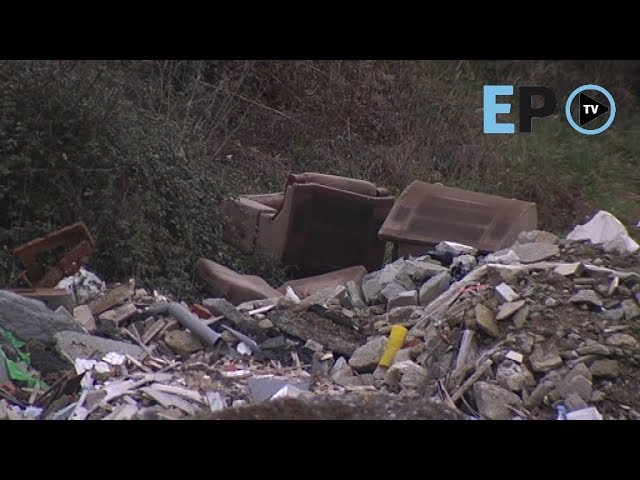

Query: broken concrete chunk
[
  {"left": 436, "top": 241, "right": 478, "bottom": 257},
  {"left": 403, "top": 260, "right": 448, "bottom": 282},
  {"left": 88, "top": 283, "right": 133, "bottom": 315},
  {"left": 54, "top": 330, "right": 143, "bottom": 363},
  {"left": 473, "top": 381, "right": 523, "bottom": 420},
  {"left": 475, "top": 304, "right": 500, "bottom": 338},
  {"left": 589, "top": 359, "right": 620, "bottom": 378},
  {"left": 495, "top": 283, "right": 519, "bottom": 303},
  {"left": 385, "top": 360, "right": 427, "bottom": 390},
  {"left": 621, "top": 299, "right": 640, "bottom": 321},
  {"left": 362, "top": 270, "right": 384, "bottom": 305},
  {"left": 605, "top": 333, "right": 637, "bottom": 348},
  {"left": 570, "top": 290, "right": 603, "bottom": 308},
  {"left": 602, "top": 308, "right": 624, "bottom": 322},
  {"left": 554, "top": 262, "right": 583, "bottom": 276},
  {"left": 496, "top": 361, "right": 536, "bottom": 392},
  {"left": 496, "top": 300, "right": 526, "bottom": 321},
  {"left": 515, "top": 230, "right": 559, "bottom": 246},
  {"left": 524, "top": 380, "right": 555, "bottom": 409},
  {"left": 164, "top": 330, "right": 204, "bottom": 356},
  {"left": 202, "top": 298, "right": 262, "bottom": 337},
  {"left": 348, "top": 336, "right": 387, "bottom": 373},
  {"left": 387, "top": 290, "right": 418, "bottom": 310},
  {"left": 576, "top": 343, "right": 611, "bottom": 356},
  {"left": 73, "top": 305, "right": 96, "bottom": 333},
  {"left": 381, "top": 282, "right": 408, "bottom": 303},
  {"left": 247, "top": 377, "right": 310, "bottom": 403},
  {"left": 0, "top": 290, "right": 86, "bottom": 344},
  {"left": 345, "top": 281, "right": 366, "bottom": 309},
  {"left": 530, "top": 345, "right": 563, "bottom": 372},
  {"left": 566, "top": 406, "right": 603, "bottom": 420},
  {"left": 510, "top": 243, "right": 560, "bottom": 263},
  {"left": 419, "top": 271, "right": 451, "bottom": 306},
  {"left": 512, "top": 305, "right": 530, "bottom": 329},
  {"left": 98, "top": 301, "right": 137, "bottom": 327}
]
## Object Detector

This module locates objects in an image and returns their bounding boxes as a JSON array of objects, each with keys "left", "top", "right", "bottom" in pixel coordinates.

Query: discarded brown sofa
[
  {"left": 378, "top": 181, "right": 537, "bottom": 257},
  {"left": 221, "top": 173, "right": 395, "bottom": 274}
]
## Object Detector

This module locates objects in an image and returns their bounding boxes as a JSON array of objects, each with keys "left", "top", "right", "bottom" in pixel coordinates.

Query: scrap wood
[
  {"left": 147, "top": 383, "right": 205, "bottom": 404},
  {"left": 0, "top": 387, "right": 28, "bottom": 408},
  {"left": 140, "top": 387, "right": 196, "bottom": 415},
  {"left": 451, "top": 358, "right": 493, "bottom": 403}
]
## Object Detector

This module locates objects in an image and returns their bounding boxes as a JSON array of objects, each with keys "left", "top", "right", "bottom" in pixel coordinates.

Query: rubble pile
[{"left": 1, "top": 211, "right": 639, "bottom": 420}]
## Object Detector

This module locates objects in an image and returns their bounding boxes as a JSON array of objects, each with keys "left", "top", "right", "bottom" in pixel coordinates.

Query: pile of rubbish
[{"left": 1, "top": 210, "right": 639, "bottom": 420}]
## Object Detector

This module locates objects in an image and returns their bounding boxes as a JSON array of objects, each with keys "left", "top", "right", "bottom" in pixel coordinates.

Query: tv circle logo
[{"left": 483, "top": 84, "right": 616, "bottom": 135}]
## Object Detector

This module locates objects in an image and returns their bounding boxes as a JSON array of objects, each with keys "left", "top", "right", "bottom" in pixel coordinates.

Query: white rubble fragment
[
  {"left": 205, "top": 391, "right": 226, "bottom": 412},
  {"left": 285, "top": 286, "right": 301, "bottom": 303},
  {"left": 102, "top": 352, "right": 126, "bottom": 366},
  {"left": 236, "top": 342, "right": 252, "bottom": 356},
  {"left": 221, "top": 369, "right": 252, "bottom": 378},
  {"left": 506, "top": 351, "right": 524, "bottom": 364},
  {"left": 94, "top": 362, "right": 111, "bottom": 374},
  {"left": 566, "top": 407, "right": 603, "bottom": 420},
  {"left": 495, "top": 283, "right": 520, "bottom": 302},
  {"left": 436, "top": 241, "right": 478, "bottom": 256},
  {"left": 271, "top": 385, "right": 311, "bottom": 400},
  {"left": 23, "top": 406, "right": 44, "bottom": 419},
  {"left": 75, "top": 358, "right": 97, "bottom": 375},
  {"left": 567, "top": 210, "right": 639, "bottom": 254}
]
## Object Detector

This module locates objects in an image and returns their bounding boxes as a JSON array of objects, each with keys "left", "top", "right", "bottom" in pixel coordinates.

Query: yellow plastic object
[{"left": 378, "top": 325, "right": 408, "bottom": 367}]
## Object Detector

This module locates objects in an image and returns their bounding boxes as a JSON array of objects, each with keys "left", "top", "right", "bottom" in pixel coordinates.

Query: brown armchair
[{"left": 221, "top": 173, "right": 395, "bottom": 274}]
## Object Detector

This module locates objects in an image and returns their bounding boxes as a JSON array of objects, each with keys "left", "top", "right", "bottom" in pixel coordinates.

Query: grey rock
[
  {"left": 392, "top": 348, "right": 413, "bottom": 365},
  {"left": 510, "top": 243, "right": 560, "bottom": 263},
  {"left": 345, "top": 281, "right": 366, "bottom": 309},
  {"left": 544, "top": 297, "right": 557, "bottom": 307},
  {"left": 362, "top": 271, "right": 384, "bottom": 305},
  {"left": 512, "top": 305, "right": 530, "bottom": 329},
  {"left": 381, "top": 282, "right": 408, "bottom": 303},
  {"left": 473, "top": 382, "right": 523, "bottom": 420},
  {"left": 387, "top": 306, "right": 420, "bottom": 324},
  {"left": 530, "top": 345, "right": 563, "bottom": 372},
  {"left": 603, "top": 308, "right": 625, "bottom": 322},
  {"left": 591, "top": 390, "right": 606, "bottom": 402},
  {"left": 73, "top": 305, "right": 96, "bottom": 333},
  {"left": 622, "top": 299, "right": 640, "bottom": 321},
  {"left": 475, "top": 304, "right": 500, "bottom": 338},
  {"left": 496, "top": 300, "right": 526, "bottom": 321},
  {"left": 605, "top": 333, "right": 638, "bottom": 348},
  {"left": 164, "top": 330, "right": 204, "bottom": 355},
  {"left": 524, "top": 380, "right": 555, "bottom": 409},
  {"left": 387, "top": 290, "right": 418, "bottom": 310},
  {"left": 451, "top": 254, "right": 477, "bottom": 274},
  {"left": 495, "top": 283, "right": 520, "bottom": 303},
  {"left": 556, "top": 375, "right": 592, "bottom": 402},
  {"left": 258, "top": 319, "right": 274, "bottom": 329},
  {"left": 565, "top": 393, "right": 589, "bottom": 412},
  {"left": 403, "top": 260, "right": 448, "bottom": 282},
  {"left": 330, "top": 356, "right": 353, "bottom": 378},
  {"left": 589, "top": 359, "right": 620, "bottom": 378},
  {"left": 576, "top": 344, "right": 611, "bottom": 356},
  {"left": 514, "top": 333, "right": 535, "bottom": 355},
  {"left": 515, "top": 230, "right": 559, "bottom": 246},
  {"left": 259, "top": 336, "right": 287, "bottom": 350},
  {"left": 203, "top": 298, "right": 263, "bottom": 337},
  {"left": 385, "top": 360, "right": 428, "bottom": 390},
  {"left": 496, "top": 361, "right": 536, "bottom": 392},
  {"left": 436, "top": 241, "right": 478, "bottom": 257},
  {"left": 54, "top": 330, "right": 143, "bottom": 363},
  {"left": 570, "top": 290, "right": 603, "bottom": 308},
  {"left": 418, "top": 271, "right": 451, "bottom": 306},
  {"left": 348, "top": 336, "right": 387, "bottom": 373},
  {"left": 0, "top": 290, "right": 85, "bottom": 344}
]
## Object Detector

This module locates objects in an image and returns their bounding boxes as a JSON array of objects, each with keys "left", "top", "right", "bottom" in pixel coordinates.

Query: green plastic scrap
[{"left": 0, "top": 328, "right": 48, "bottom": 389}]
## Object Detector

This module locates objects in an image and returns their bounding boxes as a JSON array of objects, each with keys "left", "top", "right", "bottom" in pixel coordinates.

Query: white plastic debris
[
  {"left": 22, "top": 406, "right": 44, "bottom": 419},
  {"left": 55, "top": 267, "right": 106, "bottom": 305},
  {"left": 94, "top": 362, "right": 111, "bottom": 374},
  {"left": 505, "top": 351, "right": 524, "bottom": 363},
  {"left": 75, "top": 358, "right": 98, "bottom": 375},
  {"left": 102, "top": 352, "right": 126, "bottom": 366},
  {"left": 567, "top": 210, "right": 639, "bottom": 254},
  {"left": 495, "top": 283, "right": 520, "bottom": 302},
  {"left": 236, "top": 342, "right": 252, "bottom": 356},
  {"left": 221, "top": 369, "right": 251, "bottom": 378},
  {"left": 566, "top": 406, "right": 603, "bottom": 420}
]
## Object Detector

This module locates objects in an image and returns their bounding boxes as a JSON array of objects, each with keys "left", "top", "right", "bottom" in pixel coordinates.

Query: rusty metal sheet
[
  {"left": 378, "top": 181, "right": 537, "bottom": 253},
  {"left": 14, "top": 222, "right": 95, "bottom": 287}
]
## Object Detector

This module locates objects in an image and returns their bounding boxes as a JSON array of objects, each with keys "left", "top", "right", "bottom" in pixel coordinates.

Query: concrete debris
[
  {"left": 4, "top": 202, "right": 640, "bottom": 421},
  {"left": 566, "top": 406, "right": 603, "bottom": 420}
]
